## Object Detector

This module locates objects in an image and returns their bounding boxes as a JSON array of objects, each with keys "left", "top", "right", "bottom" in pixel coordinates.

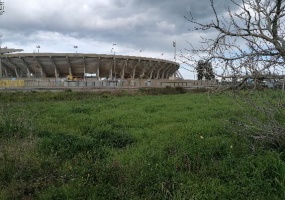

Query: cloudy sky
[{"left": 0, "top": 0, "right": 237, "bottom": 79}]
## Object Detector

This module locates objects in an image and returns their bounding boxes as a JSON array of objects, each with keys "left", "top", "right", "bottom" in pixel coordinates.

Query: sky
[{"left": 0, "top": 0, "right": 239, "bottom": 79}]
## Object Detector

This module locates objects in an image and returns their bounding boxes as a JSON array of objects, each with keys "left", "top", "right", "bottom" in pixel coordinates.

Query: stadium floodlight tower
[
  {"left": 74, "top": 46, "right": 78, "bottom": 53},
  {"left": 36, "top": 45, "right": 40, "bottom": 53},
  {"left": 0, "top": 1, "right": 4, "bottom": 15}
]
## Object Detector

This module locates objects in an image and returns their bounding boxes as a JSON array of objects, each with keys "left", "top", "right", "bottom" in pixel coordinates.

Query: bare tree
[
  {"left": 185, "top": 0, "right": 285, "bottom": 83},
  {"left": 185, "top": 0, "right": 285, "bottom": 148}
]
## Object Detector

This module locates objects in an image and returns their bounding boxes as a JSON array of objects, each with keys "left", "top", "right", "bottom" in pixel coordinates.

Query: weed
[
  {"left": 70, "top": 106, "right": 90, "bottom": 114},
  {"left": 139, "top": 86, "right": 187, "bottom": 95},
  {"left": 38, "top": 132, "right": 101, "bottom": 159},
  {"left": 90, "top": 130, "right": 136, "bottom": 149},
  {"left": 0, "top": 91, "right": 285, "bottom": 199}
]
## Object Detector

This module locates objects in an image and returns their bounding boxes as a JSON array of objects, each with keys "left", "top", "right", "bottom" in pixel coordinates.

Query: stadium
[
  {"left": 0, "top": 51, "right": 217, "bottom": 89},
  {"left": 0, "top": 53, "right": 179, "bottom": 79}
]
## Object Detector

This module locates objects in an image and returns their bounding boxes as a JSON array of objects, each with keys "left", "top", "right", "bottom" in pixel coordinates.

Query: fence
[
  {"left": 0, "top": 79, "right": 25, "bottom": 87},
  {"left": 0, "top": 78, "right": 218, "bottom": 88}
]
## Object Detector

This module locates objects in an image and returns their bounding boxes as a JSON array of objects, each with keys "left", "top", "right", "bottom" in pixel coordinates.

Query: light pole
[
  {"left": 0, "top": 1, "right": 4, "bottom": 15},
  {"left": 112, "top": 44, "right": 116, "bottom": 79},
  {"left": 112, "top": 43, "right": 116, "bottom": 55},
  {"left": 0, "top": 34, "right": 2, "bottom": 50},
  {"left": 173, "top": 41, "right": 176, "bottom": 63},
  {"left": 74, "top": 46, "right": 78, "bottom": 53},
  {"left": 36, "top": 45, "right": 40, "bottom": 53},
  {"left": 0, "top": 34, "right": 2, "bottom": 78}
]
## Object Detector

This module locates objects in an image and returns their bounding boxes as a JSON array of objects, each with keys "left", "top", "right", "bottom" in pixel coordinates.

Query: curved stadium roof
[{"left": 1, "top": 53, "right": 179, "bottom": 79}]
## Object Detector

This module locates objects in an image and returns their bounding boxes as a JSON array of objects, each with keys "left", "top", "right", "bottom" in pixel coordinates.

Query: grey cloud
[{"left": 0, "top": 0, "right": 241, "bottom": 55}]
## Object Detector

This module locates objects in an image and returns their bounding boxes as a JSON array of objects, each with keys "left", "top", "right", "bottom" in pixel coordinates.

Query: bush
[
  {"left": 90, "top": 130, "right": 136, "bottom": 149},
  {"left": 38, "top": 132, "right": 100, "bottom": 159},
  {"left": 139, "top": 86, "right": 187, "bottom": 95},
  {"left": 38, "top": 130, "right": 136, "bottom": 160}
]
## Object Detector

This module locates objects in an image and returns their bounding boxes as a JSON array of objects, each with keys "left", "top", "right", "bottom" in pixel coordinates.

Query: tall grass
[{"left": 0, "top": 90, "right": 285, "bottom": 199}]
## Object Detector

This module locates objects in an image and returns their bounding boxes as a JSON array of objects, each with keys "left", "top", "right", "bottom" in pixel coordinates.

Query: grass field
[{"left": 0, "top": 89, "right": 285, "bottom": 199}]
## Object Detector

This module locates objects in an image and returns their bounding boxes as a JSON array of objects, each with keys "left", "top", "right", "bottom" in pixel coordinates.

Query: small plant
[
  {"left": 175, "top": 86, "right": 187, "bottom": 94},
  {"left": 90, "top": 130, "right": 136, "bottom": 149},
  {"left": 139, "top": 86, "right": 187, "bottom": 95},
  {"left": 64, "top": 89, "right": 73, "bottom": 93},
  {"left": 38, "top": 132, "right": 100, "bottom": 159},
  {"left": 70, "top": 106, "right": 90, "bottom": 114}
]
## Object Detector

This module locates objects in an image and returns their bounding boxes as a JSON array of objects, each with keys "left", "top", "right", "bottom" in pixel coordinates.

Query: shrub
[
  {"left": 38, "top": 132, "right": 100, "bottom": 159},
  {"left": 90, "top": 130, "right": 136, "bottom": 149},
  {"left": 70, "top": 106, "right": 90, "bottom": 114},
  {"left": 139, "top": 86, "right": 187, "bottom": 95}
]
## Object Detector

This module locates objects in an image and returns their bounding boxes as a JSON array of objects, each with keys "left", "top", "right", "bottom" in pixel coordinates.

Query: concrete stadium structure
[
  {"left": 0, "top": 52, "right": 218, "bottom": 89},
  {"left": 0, "top": 53, "right": 179, "bottom": 79}
]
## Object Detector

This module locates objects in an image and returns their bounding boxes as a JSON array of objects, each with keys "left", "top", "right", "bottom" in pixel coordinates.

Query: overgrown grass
[{"left": 0, "top": 90, "right": 285, "bottom": 199}]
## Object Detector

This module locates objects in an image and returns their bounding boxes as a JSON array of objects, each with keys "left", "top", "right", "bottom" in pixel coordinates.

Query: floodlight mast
[
  {"left": 0, "top": 1, "right": 4, "bottom": 78},
  {"left": 36, "top": 45, "right": 40, "bottom": 53},
  {"left": 0, "top": 34, "right": 2, "bottom": 78},
  {"left": 0, "top": 1, "right": 4, "bottom": 15},
  {"left": 173, "top": 41, "right": 176, "bottom": 63},
  {"left": 74, "top": 46, "right": 78, "bottom": 53}
]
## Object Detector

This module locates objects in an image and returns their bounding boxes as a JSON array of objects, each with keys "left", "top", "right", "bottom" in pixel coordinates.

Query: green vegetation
[{"left": 0, "top": 89, "right": 285, "bottom": 199}]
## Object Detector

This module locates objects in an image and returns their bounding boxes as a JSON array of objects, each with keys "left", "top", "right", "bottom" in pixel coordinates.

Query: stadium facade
[
  {"left": 0, "top": 52, "right": 217, "bottom": 89},
  {"left": 0, "top": 53, "right": 179, "bottom": 79}
]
